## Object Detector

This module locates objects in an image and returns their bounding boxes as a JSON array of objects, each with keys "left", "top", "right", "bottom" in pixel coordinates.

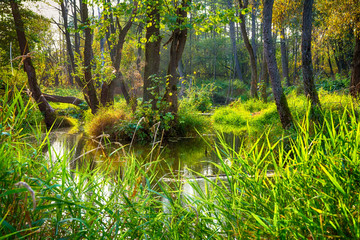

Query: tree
[
  {"left": 81, "top": 1, "right": 99, "bottom": 114},
  {"left": 316, "top": 0, "right": 359, "bottom": 97},
  {"left": 302, "top": 0, "right": 320, "bottom": 107},
  {"left": 10, "top": 0, "right": 57, "bottom": 128},
  {"left": 238, "top": 0, "right": 258, "bottom": 99},
  {"left": 227, "top": 0, "right": 243, "bottom": 82},
  {"left": 263, "top": 0, "right": 292, "bottom": 129},
  {"left": 101, "top": 0, "right": 137, "bottom": 107},
  {"left": 60, "top": 0, "right": 75, "bottom": 85},
  {"left": 163, "top": 0, "right": 190, "bottom": 115},
  {"left": 143, "top": 0, "right": 162, "bottom": 110}
]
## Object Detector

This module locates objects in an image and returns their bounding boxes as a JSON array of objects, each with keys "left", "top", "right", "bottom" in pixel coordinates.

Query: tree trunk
[
  {"left": 263, "top": 0, "right": 292, "bottom": 129},
  {"left": 81, "top": 1, "right": 99, "bottom": 114},
  {"left": 260, "top": 48, "right": 268, "bottom": 102},
  {"left": 101, "top": 6, "right": 135, "bottom": 106},
  {"left": 10, "top": 0, "right": 57, "bottom": 129},
  {"left": 251, "top": 0, "right": 258, "bottom": 62},
  {"left": 227, "top": 0, "right": 243, "bottom": 82},
  {"left": 164, "top": 0, "right": 189, "bottom": 114},
  {"left": 73, "top": 0, "right": 80, "bottom": 56},
  {"left": 239, "top": 0, "right": 258, "bottom": 99},
  {"left": 143, "top": 1, "right": 161, "bottom": 110},
  {"left": 280, "top": 28, "right": 290, "bottom": 86},
  {"left": 60, "top": 0, "right": 75, "bottom": 86},
  {"left": 302, "top": 0, "right": 320, "bottom": 107},
  {"left": 293, "top": 34, "right": 298, "bottom": 84},
  {"left": 43, "top": 93, "right": 86, "bottom": 107},
  {"left": 350, "top": 37, "right": 360, "bottom": 98},
  {"left": 327, "top": 46, "right": 336, "bottom": 81}
]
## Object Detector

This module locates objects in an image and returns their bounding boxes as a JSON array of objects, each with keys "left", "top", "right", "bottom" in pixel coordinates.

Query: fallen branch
[{"left": 42, "top": 93, "right": 86, "bottom": 107}]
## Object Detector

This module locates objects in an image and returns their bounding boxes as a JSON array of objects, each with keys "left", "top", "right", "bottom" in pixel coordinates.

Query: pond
[{"left": 44, "top": 128, "right": 245, "bottom": 181}]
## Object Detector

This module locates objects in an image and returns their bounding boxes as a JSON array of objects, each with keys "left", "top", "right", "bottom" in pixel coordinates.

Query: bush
[{"left": 181, "top": 83, "right": 215, "bottom": 112}]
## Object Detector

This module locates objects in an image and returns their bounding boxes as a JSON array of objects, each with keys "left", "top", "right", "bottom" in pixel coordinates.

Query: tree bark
[
  {"left": 239, "top": 0, "right": 258, "bottom": 99},
  {"left": 60, "top": 0, "right": 76, "bottom": 86},
  {"left": 350, "top": 37, "right": 360, "bottom": 98},
  {"left": 81, "top": 1, "right": 99, "bottom": 114},
  {"left": 227, "top": 0, "right": 243, "bottom": 82},
  {"left": 327, "top": 46, "right": 336, "bottom": 81},
  {"left": 302, "top": 0, "right": 320, "bottom": 107},
  {"left": 10, "top": 0, "right": 57, "bottom": 129},
  {"left": 163, "top": 0, "right": 189, "bottom": 114},
  {"left": 143, "top": 1, "right": 161, "bottom": 110},
  {"left": 263, "top": 0, "right": 292, "bottom": 129},
  {"left": 43, "top": 93, "right": 86, "bottom": 107},
  {"left": 260, "top": 48, "right": 269, "bottom": 102},
  {"left": 73, "top": 0, "right": 80, "bottom": 56},
  {"left": 251, "top": 0, "right": 258, "bottom": 63},
  {"left": 293, "top": 34, "right": 298, "bottom": 84},
  {"left": 280, "top": 28, "right": 290, "bottom": 86}
]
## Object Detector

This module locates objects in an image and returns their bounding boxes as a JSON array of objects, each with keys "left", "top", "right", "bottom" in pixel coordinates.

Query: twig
[
  {"left": 14, "top": 181, "right": 36, "bottom": 211},
  {"left": 128, "top": 117, "right": 145, "bottom": 154}
]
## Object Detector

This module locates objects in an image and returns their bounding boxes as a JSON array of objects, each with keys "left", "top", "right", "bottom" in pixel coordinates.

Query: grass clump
[
  {"left": 85, "top": 101, "right": 131, "bottom": 140},
  {"left": 85, "top": 98, "right": 211, "bottom": 143}
]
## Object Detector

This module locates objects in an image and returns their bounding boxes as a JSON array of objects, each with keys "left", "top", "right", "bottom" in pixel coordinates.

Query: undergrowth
[{"left": 1, "top": 81, "right": 360, "bottom": 239}]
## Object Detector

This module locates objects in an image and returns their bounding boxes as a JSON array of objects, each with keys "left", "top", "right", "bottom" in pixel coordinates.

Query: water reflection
[{"left": 45, "top": 128, "right": 246, "bottom": 179}]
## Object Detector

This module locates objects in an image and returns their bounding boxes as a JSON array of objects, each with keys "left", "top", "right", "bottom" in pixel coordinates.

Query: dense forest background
[{"left": 1, "top": 0, "right": 359, "bottom": 131}]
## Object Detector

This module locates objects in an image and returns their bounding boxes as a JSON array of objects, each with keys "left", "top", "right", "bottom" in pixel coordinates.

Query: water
[{"left": 44, "top": 128, "right": 244, "bottom": 180}]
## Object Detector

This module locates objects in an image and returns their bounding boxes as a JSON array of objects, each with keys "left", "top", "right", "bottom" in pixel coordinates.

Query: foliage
[
  {"left": 180, "top": 82, "right": 215, "bottom": 112},
  {"left": 1, "top": 92, "right": 360, "bottom": 238},
  {"left": 316, "top": 74, "right": 351, "bottom": 93}
]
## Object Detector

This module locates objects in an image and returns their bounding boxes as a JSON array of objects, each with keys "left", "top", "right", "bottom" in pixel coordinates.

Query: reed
[{"left": 1, "top": 84, "right": 359, "bottom": 238}]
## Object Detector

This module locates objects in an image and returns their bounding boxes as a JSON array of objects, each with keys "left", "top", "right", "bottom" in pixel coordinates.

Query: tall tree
[
  {"left": 143, "top": 0, "right": 162, "bottom": 110},
  {"left": 101, "top": 1, "right": 137, "bottom": 106},
  {"left": 60, "top": 0, "right": 75, "bottom": 85},
  {"left": 227, "top": 0, "right": 243, "bottom": 82},
  {"left": 239, "top": 0, "right": 258, "bottom": 99},
  {"left": 263, "top": 0, "right": 293, "bottom": 129},
  {"left": 280, "top": 28, "right": 290, "bottom": 86},
  {"left": 10, "top": 0, "right": 57, "bottom": 128},
  {"left": 163, "top": 0, "right": 189, "bottom": 115},
  {"left": 81, "top": 1, "right": 99, "bottom": 114},
  {"left": 302, "top": 0, "right": 320, "bottom": 107}
]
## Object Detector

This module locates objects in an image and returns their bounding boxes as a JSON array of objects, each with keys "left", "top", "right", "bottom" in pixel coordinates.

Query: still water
[{"left": 44, "top": 128, "right": 244, "bottom": 180}]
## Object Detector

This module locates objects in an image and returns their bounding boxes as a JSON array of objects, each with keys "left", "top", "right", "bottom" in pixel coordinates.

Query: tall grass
[{"left": 1, "top": 84, "right": 360, "bottom": 238}]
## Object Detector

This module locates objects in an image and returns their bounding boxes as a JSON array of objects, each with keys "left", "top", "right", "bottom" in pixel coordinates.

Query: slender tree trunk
[
  {"left": 350, "top": 37, "right": 360, "bottom": 98},
  {"left": 251, "top": 0, "right": 257, "bottom": 62},
  {"left": 239, "top": 0, "right": 258, "bottom": 98},
  {"left": 227, "top": 0, "right": 243, "bottom": 82},
  {"left": 260, "top": 48, "right": 268, "bottom": 102},
  {"left": 73, "top": 0, "right": 80, "bottom": 56},
  {"left": 302, "top": 0, "right": 320, "bottom": 107},
  {"left": 293, "top": 34, "right": 298, "bottom": 84},
  {"left": 263, "top": 0, "right": 292, "bottom": 129},
  {"left": 81, "top": 1, "right": 99, "bottom": 114},
  {"left": 143, "top": 1, "right": 161, "bottom": 110},
  {"left": 327, "top": 46, "right": 336, "bottom": 81},
  {"left": 10, "top": 0, "right": 57, "bottom": 129},
  {"left": 280, "top": 28, "right": 290, "bottom": 86},
  {"left": 60, "top": 0, "right": 75, "bottom": 86},
  {"left": 164, "top": 0, "right": 189, "bottom": 114}
]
